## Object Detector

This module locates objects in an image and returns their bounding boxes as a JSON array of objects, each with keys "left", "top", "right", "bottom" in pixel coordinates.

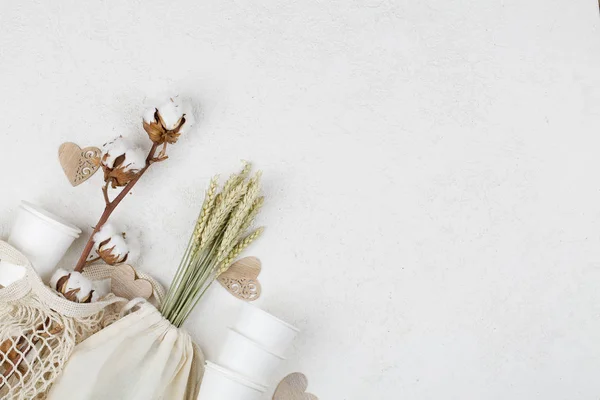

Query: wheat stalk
[
  {"left": 193, "top": 175, "right": 219, "bottom": 245},
  {"left": 162, "top": 175, "right": 220, "bottom": 313},
  {"left": 217, "top": 171, "right": 262, "bottom": 262},
  {"left": 161, "top": 162, "right": 265, "bottom": 327},
  {"left": 217, "top": 227, "right": 264, "bottom": 276},
  {"left": 238, "top": 196, "right": 264, "bottom": 236},
  {"left": 215, "top": 161, "right": 251, "bottom": 208},
  {"left": 199, "top": 180, "right": 245, "bottom": 249}
]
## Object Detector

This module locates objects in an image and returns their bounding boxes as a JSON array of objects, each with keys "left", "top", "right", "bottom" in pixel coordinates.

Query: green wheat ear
[{"left": 161, "top": 162, "right": 265, "bottom": 327}]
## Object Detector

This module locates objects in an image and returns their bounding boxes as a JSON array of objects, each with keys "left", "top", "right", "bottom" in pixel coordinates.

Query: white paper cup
[
  {"left": 216, "top": 328, "right": 285, "bottom": 386},
  {"left": 198, "top": 361, "right": 266, "bottom": 400},
  {"left": 233, "top": 302, "right": 299, "bottom": 356},
  {"left": 8, "top": 201, "right": 81, "bottom": 281}
]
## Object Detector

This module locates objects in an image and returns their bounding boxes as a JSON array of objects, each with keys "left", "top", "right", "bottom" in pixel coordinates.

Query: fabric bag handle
[{"left": 82, "top": 264, "right": 166, "bottom": 307}]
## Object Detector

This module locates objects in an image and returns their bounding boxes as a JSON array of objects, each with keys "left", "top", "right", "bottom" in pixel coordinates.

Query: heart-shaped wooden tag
[
  {"left": 111, "top": 264, "right": 153, "bottom": 300},
  {"left": 58, "top": 142, "right": 101, "bottom": 186},
  {"left": 217, "top": 256, "right": 262, "bottom": 301},
  {"left": 273, "top": 373, "right": 318, "bottom": 400}
]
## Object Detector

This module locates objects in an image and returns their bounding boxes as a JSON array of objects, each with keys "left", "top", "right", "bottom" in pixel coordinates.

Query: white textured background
[{"left": 1, "top": 1, "right": 600, "bottom": 399}]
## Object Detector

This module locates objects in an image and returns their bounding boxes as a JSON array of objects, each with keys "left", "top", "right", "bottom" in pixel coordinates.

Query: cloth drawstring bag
[
  {"left": 46, "top": 299, "right": 204, "bottom": 400},
  {"left": 0, "top": 240, "right": 126, "bottom": 399}
]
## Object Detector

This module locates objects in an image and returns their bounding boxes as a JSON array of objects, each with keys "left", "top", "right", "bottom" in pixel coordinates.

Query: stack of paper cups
[
  {"left": 198, "top": 302, "right": 299, "bottom": 400},
  {"left": 7, "top": 201, "right": 81, "bottom": 282}
]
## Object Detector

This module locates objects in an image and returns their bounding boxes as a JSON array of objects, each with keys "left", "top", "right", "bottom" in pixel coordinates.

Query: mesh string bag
[{"left": 0, "top": 240, "right": 126, "bottom": 399}]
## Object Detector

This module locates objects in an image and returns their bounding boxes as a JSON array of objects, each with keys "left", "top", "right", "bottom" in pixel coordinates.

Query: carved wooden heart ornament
[
  {"left": 111, "top": 264, "right": 153, "bottom": 300},
  {"left": 218, "top": 256, "right": 262, "bottom": 301},
  {"left": 273, "top": 373, "right": 318, "bottom": 400},
  {"left": 58, "top": 142, "right": 101, "bottom": 186}
]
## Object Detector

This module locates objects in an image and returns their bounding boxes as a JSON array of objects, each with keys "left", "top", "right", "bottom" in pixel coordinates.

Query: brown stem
[
  {"left": 74, "top": 143, "right": 159, "bottom": 272},
  {"left": 85, "top": 256, "right": 101, "bottom": 265},
  {"left": 159, "top": 143, "right": 168, "bottom": 158},
  {"left": 102, "top": 184, "right": 110, "bottom": 205}
]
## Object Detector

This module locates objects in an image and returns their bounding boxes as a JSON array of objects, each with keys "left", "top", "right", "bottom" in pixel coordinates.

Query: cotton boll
[
  {"left": 64, "top": 271, "right": 93, "bottom": 302},
  {"left": 50, "top": 269, "right": 94, "bottom": 302},
  {"left": 65, "top": 271, "right": 88, "bottom": 292},
  {"left": 143, "top": 107, "right": 156, "bottom": 124},
  {"left": 50, "top": 268, "right": 70, "bottom": 289},
  {"left": 123, "top": 148, "right": 146, "bottom": 172},
  {"left": 170, "top": 96, "right": 195, "bottom": 135},
  {"left": 78, "top": 284, "right": 93, "bottom": 302},
  {"left": 94, "top": 224, "right": 118, "bottom": 250},
  {"left": 101, "top": 137, "right": 148, "bottom": 188},
  {"left": 96, "top": 231, "right": 130, "bottom": 265},
  {"left": 107, "top": 234, "right": 130, "bottom": 260},
  {"left": 142, "top": 95, "right": 192, "bottom": 145},
  {"left": 102, "top": 137, "right": 134, "bottom": 169},
  {"left": 157, "top": 98, "right": 184, "bottom": 130}
]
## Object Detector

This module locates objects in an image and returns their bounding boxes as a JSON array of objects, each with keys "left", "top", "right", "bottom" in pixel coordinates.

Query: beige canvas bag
[{"left": 46, "top": 299, "right": 204, "bottom": 400}]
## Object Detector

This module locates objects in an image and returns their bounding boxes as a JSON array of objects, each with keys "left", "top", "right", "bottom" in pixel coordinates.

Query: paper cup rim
[
  {"left": 205, "top": 361, "right": 268, "bottom": 392},
  {"left": 227, "top": 327, "right": 287, "bottom": 360},
  {"left": 20, "top": 201, "right": 82, "bottom": 238},
  {"left": 241, "top": 302, "right": 300, "bottom": 332}
]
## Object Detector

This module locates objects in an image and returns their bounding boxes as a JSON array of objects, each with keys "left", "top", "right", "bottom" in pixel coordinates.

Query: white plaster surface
[{"left": 1, "top": 1, "right": 600, "bottom": 398}]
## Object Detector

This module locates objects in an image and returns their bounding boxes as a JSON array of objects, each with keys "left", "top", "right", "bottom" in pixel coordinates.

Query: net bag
[{"left": 0, "top": 240, "right": 124, "bottom": 399}]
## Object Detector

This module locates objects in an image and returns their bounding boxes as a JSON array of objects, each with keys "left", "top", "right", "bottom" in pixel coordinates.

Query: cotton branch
[{"left": 73, "top": 143, "right": 161, "bottom": 272}]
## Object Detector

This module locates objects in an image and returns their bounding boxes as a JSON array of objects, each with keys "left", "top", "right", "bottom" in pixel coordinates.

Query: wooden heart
[
  {"left": 111, "top": 264, "right": 152, "bottom": 300},
  {"left": 217, "top": 256, "right": 262, "bottom": 301},
  {"left": 273, "top": 373, "right": 318, "bottom": 400},
  {"left": 58, "top": 142, "right": 101, "bottom": 186}
]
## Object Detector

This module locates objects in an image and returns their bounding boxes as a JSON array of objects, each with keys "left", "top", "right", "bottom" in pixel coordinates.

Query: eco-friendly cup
[
  {"left": 8, "top": 201, "right": 81, "bottom": 282},
  {"left": 216, "top": 328, "right": 285, "bottom": 385},
  {"left": 233, "top": 302, "right": 299, "bottom": 356},
  {"left": 197, "top": 361, "right": 266, "bottom": 400}
]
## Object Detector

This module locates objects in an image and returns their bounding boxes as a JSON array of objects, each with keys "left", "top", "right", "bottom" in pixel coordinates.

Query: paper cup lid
[
  {"left": 20, "top": 201, "right": 82, "bottom": 238},
  {"left": 205, "top": 361, "right": 268, "bottom": 392}
]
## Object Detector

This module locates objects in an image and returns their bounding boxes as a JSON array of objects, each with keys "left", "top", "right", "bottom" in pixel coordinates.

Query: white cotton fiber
[
  {"left": 143, "top": 95, "right": 194, "bottom": 135},
  {"left": 93, "top": 224, "right": 118, "bottom": 249},
  {"left": 123, "top": 148, "right": 146, "bottom": 172},
  {"left": 102, "top": 137, "right": 134, "bottom": 168},
  {"left": 105, "top": 234, "right": 130, "bottom": 260},
  {"left": 91, "top": 279, "right": 111, "bottom": 302},
  {"left": 157, "top": 98, "right": 184, "bottom": 130},
  {"left": 143, "top": 107, "right": 156, "bottom": 124},
  {"left": 124, "top": 228, "right": 141, "bottom": 264},
  {"left": 64, "top": 271, "right": 93, "bottom": 301},
  {"left": 179, "top": 100, "right": 195, "bottom": 134},
  {"left": 49, "top": 268, "right": 70, "bottom": 289}
]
